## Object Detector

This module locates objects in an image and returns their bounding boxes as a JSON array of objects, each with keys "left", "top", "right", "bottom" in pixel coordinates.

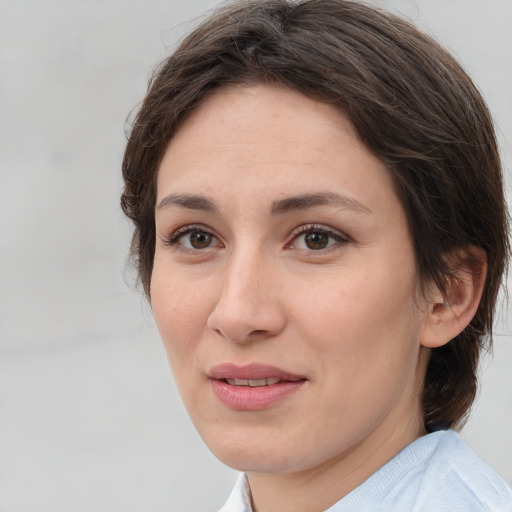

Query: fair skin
[{"left": 151, "top": 84, "right": 484, "bottom": 512}]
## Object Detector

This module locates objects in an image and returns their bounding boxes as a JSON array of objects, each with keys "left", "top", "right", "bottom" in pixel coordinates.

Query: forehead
[{"left": 157, "top": 84, "right": 397, "bottom": 212}]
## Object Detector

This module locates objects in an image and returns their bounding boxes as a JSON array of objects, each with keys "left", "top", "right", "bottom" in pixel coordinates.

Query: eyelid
[{"left": 290, "top": 223, "right": 347, "bottom": 238}]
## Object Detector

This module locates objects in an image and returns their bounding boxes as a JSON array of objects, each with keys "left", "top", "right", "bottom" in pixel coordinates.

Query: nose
[{"left": 207, "top": 250, "right": 287, "bottom": 344}]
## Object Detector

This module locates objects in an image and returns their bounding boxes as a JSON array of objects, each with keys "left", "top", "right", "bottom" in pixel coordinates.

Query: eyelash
[
  {"left": 163, "top": 224, "right": 218, "bottom": 248},
  {"left": 163, "top": 224, "right": 349, "bottom": 252},
  {"left": 287, "top": 224, "right": 349, "bottom": 252}
]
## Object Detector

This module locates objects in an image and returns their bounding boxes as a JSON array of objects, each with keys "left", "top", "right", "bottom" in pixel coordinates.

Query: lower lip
[{"left": 210, "top": 379, "right": 306, "bottom": 410}]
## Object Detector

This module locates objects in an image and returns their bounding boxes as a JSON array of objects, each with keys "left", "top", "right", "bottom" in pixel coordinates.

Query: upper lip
[{"left": 208, "top": 363, "right": 306, "bottom": 382}]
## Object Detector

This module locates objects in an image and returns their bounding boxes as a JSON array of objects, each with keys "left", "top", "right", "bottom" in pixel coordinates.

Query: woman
[{"left": 121, "top": 1, "right": 511, "bottom": 510}]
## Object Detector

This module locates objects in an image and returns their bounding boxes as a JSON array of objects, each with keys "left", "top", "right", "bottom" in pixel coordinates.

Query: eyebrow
[
  {"left": 156, "top": 191, "right": 371, "bottom": 216},
  {"left": 156, "top": 193, "right": 219, "bottom": 213},
  {"left": 270, "top": 192, "right": 372, "bottom": 216}
]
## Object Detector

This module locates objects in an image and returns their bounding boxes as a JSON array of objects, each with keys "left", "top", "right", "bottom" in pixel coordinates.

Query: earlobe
[{"left": 420, "top": 247, "right": 487, "bottom": 349}]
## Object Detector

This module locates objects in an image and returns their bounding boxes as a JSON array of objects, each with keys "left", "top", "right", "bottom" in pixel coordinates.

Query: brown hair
[{"left": 121, "top": 0, "right": 509, "bottom": 431}]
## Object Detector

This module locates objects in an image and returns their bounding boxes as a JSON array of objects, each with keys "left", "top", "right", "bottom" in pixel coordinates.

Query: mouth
[
  {"left": 208, "top": 363, "right": 307, "bottom": 410},
  {"left": 208, "top": 362, "right": 306, "bottom": 384}
]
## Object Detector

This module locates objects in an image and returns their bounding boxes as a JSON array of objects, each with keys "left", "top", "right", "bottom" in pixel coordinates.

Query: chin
[
  {"left": 206, "top": 428, "right": 332, "bottom": 476},
  {"left": 217, "top": 452, "right": 301, "bottom": 475},
  {"left": 202, "top": 428, "right": 301, "bottom": 473}
]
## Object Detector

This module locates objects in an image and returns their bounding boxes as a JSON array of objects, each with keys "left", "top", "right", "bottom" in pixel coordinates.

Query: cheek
[
  {"left": 291, "top": 261, "right": 421, "bottom": 367},
  {"left": 289, "top": 265, "right": 424, "bottom": 434},
  {"left": 150, "top": 264, "right": 212, "bottom": 368}
]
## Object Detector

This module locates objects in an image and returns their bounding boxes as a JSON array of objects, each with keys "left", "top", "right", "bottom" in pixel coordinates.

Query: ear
[{"left": 420, "top": 247, "right": 487, "bottom": 349}]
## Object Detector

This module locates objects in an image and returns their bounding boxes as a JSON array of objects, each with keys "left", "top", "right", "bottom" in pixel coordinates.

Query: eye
[
  {"left": 289, "top": 225, "right": 347, "bottom": 251},
  {"left": 183, "top": 230, "right": 216, "bottom": 249},
  {"left": 166, "top": 226, "right": 221, "bottom": 250}
]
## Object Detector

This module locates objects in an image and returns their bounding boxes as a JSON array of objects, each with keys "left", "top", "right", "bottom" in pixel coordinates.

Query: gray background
[{"left": 0, "top": 1, "right": 511, "bottom": 511}]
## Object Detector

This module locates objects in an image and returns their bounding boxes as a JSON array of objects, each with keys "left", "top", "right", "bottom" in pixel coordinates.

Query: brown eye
[
  {"left": 290, "top": 226, "right": 347, "bottom": 252},
  {"left": 170, "top": 227, "right": 220, "bottom": 250},
  {"left": 189, "top": 231, "right": 213, "bottom": 249},
  {"left": 304, "top": 232, "right": 330, "bottom": 250}
]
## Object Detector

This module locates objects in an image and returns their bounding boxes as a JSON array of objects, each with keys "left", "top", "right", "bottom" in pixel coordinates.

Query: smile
[{"left": 208, "top": 363, "right": 307, "bottom": 410}]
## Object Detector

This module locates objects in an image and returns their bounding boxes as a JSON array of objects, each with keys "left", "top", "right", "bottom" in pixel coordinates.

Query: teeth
[
  {"left": 226, "top": 378, "right": 281, "bottom": 387},
  {"left": 248, "top": 378, "right": 267, "bottom": 387}
]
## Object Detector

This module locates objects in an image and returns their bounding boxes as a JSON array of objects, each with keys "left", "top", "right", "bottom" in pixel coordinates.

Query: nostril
[{"left": 248, "top": 329, "right": 269, "bottom": 338}]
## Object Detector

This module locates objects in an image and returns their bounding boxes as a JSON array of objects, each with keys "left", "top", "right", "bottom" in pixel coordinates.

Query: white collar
[{"left": 218, "top": 473, "right": 253, "bottom": 512}]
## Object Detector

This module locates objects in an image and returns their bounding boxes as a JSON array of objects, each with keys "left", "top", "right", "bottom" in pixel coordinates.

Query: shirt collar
[{"left": 218, "top": 473, "right": 253, "bottom": 512}]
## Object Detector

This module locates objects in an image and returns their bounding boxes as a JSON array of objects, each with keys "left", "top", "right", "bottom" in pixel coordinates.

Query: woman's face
[{"left": 152, "top": 84, "right": 430, "bottom": 475}]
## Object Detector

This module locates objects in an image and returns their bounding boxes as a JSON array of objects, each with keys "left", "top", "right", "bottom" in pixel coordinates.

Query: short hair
[{"left": 121, "top": 0, "right": 509, "bottom": 431}]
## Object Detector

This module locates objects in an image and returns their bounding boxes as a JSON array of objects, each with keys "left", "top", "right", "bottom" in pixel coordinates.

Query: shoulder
[
  {"left": 335, "top": 430, "right": 512, "bottom": 512},
  {"left": 417, "top": 430, "right": 512, "bottom": 511}
]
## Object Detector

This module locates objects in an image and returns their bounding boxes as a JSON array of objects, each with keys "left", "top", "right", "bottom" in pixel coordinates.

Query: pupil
[
  {"left": 190, "top": 231, "right": 212, "bottom": 249},
  {"left": 305, "top": 232, "right": 328, "bottom": 250}
]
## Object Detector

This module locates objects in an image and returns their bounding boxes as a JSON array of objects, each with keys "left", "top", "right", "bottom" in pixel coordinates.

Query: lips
[
  {"left": 208, "top": 363, "right": 307, "bottom": 410},
  {"left": 208, "top": 363, "right": 305, "bottom": 382}
]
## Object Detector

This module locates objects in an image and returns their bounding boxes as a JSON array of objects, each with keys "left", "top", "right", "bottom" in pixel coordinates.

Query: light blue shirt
[{"left": 219, "top": 430, "right": 512, "bottom": 511}]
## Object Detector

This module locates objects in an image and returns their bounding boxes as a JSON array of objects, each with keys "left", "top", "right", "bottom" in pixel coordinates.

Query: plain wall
[{"left": 0, "top": 1, "right": 511, "bottom": 511}]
